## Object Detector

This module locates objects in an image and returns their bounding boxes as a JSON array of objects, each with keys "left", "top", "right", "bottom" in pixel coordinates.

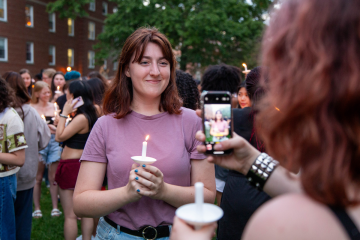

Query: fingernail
[
  {"left": 137, "top": 189, "right": 140, "bottom": 192},
  {"left": 142, "top": 164, "right": 146, "bottom": 167},
  {"left": 135, "top": 177, "right": 139, "bottom": 180},
  {"left": 214, "top": 143, "right": 222, "bottom": 150},
  {"left": 135, "top": 169, "right": 138, "bottom": 173}
]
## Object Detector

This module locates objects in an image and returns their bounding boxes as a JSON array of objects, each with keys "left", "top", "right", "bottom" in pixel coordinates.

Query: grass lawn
[
  {"left": 31, "top": 182, "right": 218, "bottom": 239},
  {"left": 31, "top": 182, "right": 81, "bottom": 240}
]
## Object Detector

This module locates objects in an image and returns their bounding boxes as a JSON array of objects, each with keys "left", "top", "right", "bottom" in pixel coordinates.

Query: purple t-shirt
[{"left": 80, "top": 107, "right": 205, "bottom": 230}]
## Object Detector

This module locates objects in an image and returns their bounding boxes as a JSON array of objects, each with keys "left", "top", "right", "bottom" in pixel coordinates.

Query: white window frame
[
  {"left": 88, "top": 22, "right": 95, "bottom": 40},
  {"left": 67, "top": 48, "right": 74, "bottom": 67},
  {"left": 0, "top": 37, "right": 8, "bottom": 62},
  {"left": 26, "top": 42, "right": 34, "bottom": 64},
  {"left": 68, "top": 18, "right": 74, "bottom": 36},
  {"left": 103, "top": 59, "right": 107, "bottom": 70},
  {"left": 88, "top": 51, "right": 95, "bottom": 69},
  {"left": 49, "top": 13, "right": 56, "bottom": 32},
  {"left": 25, "top": 5, "right": 34, "bottom": 27},
  {"left": 102, "top": 2, "right": 108, "bottom": 15},
  {"left": 0, "top": 0, "right": 7, "bottom": 22},
  {"left": 89, "top": 0, "right": 96, "bottom": 11},
  {"left": 49, "top": 45, "right": 55, "bottom": 65}
]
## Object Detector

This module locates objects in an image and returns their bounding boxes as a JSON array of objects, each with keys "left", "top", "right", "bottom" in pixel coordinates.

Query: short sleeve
[
  {"left": 80, "top": 118, "right": 107, "bottom": 163},
  {"left": 183, "top": 109, "right": 206, "bottom": 160},
  {"left": 6, "top": 112, "right": 28, "bottom": 153}
]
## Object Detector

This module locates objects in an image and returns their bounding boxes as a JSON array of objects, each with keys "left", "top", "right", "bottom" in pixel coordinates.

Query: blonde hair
[
  {"left": 43, "top": 68, "right": 56, "bottom": 79},
  {"left": 31, "top": 81, "right": 50, "bottom": 104}
]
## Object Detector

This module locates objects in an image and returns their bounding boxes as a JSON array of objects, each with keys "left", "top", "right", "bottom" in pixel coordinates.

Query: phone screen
[{"left": 202, "top": 91, "right": 233, "bottom": 155}]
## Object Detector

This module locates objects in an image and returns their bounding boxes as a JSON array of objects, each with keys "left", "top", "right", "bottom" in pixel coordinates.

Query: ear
[{"left": 125, "top": 67, "right": 131, "bottom": 78}]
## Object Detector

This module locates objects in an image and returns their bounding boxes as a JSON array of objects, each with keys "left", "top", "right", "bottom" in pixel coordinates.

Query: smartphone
[
  {"left": 201, "top": 91, "right": 233, "bottom": 155},
  {"left": 72, "top": 96, "right": 84, "bottom": 109}
]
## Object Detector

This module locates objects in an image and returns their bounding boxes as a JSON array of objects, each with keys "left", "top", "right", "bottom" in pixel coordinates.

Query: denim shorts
[
  {"left": 95, "top": 217, "right": 171, "bottom": 240},
  {"left": 39, "top": 134, "right": 60, "bottom": 166},
  {"left": 0, "top": 174, "right": 17, "bottom": 240}
]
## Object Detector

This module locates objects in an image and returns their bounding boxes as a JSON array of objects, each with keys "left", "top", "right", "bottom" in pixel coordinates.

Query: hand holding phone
[
  {"left": 201, "top": 91, "right": 233, "bottom": 155},
  {"left": 72, "top": 96, "right": 84, "bottom": 109}
]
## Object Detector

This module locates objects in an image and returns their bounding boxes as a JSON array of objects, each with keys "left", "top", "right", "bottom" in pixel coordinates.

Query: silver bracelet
[{"left": 245, "top": 153, "right": 279, "bottom": 190}]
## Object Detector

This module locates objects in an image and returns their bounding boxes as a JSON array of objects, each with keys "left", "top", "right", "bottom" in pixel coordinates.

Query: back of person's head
[
  {"left": 87, "top": 77, "right": 106, "bottom": 106},
  {"left": 31, "top": 81, "right": 49, "bottom": 104},
  {"left": 245, "top": 67, "right": 265, "bottom": 107},
  {"left": 43, "top": 68, "right": 56, "bottom": 79},
  {"left": 103, "top": 27, "right": 181, "bottom": 118},
  {"left": 0, "top": 77, "right": 15, "bottom": 113},
  {"left": 201, "top": 64, "right": 242, "bottom": 93},
  {"left": 257, "top": 0, "right": 360, "bottom": 207},
  {"left": 68, "top": 80, "right": 98, "bottom": 129},
  {"left": 2, "top": 71, "right": 31, "bottom": 106},
  {"left": 65, "top": 70, "right": 81, "bottom": 82},
  {"left": 175, "top": 70, "right": 200, "bottom": 110}
]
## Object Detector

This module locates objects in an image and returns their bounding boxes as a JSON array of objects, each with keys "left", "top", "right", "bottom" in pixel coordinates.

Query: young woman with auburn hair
[
  {"left": 73, "top": 27, "right": 215, "bottom": 240},
  {"left": 171, "top": 0, "right": 360, "bottom": 239}
]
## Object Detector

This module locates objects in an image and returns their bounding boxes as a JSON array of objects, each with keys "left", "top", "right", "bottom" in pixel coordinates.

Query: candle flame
[
  {"left": 275, "top": 107, "right": 280, "bottom": 112},
  {"left": 54, "top": 102, "right": 58, "bottom": 108},
  {"left": 145, "top": 135, "right": 149, "bottom": 141},
  {"left": 57, "top": 86, "right": 60, "bottom": 91},
  {"left": 242, "top": 63, "right": 247, "bottom": 68},
  {"left": 41, "top": 114, "right": 45, "bottom": 119}
]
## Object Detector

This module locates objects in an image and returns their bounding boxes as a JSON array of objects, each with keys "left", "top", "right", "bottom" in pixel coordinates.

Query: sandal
[
  {"left": 32, "top": 210, "right": 42, "bottom": 218},
  {"left": 51, "top": 208, "right": 62, "bottom": 217}
]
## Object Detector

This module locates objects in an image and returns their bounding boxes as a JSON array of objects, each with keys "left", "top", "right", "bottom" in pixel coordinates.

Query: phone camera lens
[
  {"left": 216, "top": 97, "right": 219, "bottom": 101},
  {"left": 205, "top": 97, "right": 208, "bottom": 101},
  {"left": 222, "top": 97, "right": 226, "bottom": 101}
]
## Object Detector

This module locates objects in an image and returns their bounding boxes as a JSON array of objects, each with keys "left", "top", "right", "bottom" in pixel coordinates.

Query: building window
[
  {"left": 89, "top": 0, "right": 95, "bottom": 11},
  {"left": 49, "top": 13, "right": 55, "bottom": 32},
  {"left": 25, "top": 5, "right": 33, "bottom": 27},
  {"left": 102, "top": 2, "right": 108, "bottom": 15},
  {"left": 67, "top": 48, "right": 74, "bottom": 67},
  {"left": 88, "top": 51, "right": 95, "bottom": 69},
  {"left": 113, "top": 61, "right": 117, "bottom": 71},
  {"left": 0, "top": 37, "right": 8, "bottom": 61},
  {"left": 88, "top": 22, "right": 95, "bottom": 40},
  {"left": 26, "top": 42, "right": 34, "bottom": 64},
  {"left": 0, "top": 0, "right": 7, "bottom": 22},
  {"left": 68, "top": 18, "right": 74, "bottom": 36},
  {"left": 103, "top": 59, "right": 107, "bottom": 70},
  {"left": 49, "top": 45, "right": 55, "bottom": 65}
]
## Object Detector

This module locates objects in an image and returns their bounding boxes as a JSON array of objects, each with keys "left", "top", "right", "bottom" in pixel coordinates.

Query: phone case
[{"left": 72, "top": 96, "right": 84, "bottom": 109}]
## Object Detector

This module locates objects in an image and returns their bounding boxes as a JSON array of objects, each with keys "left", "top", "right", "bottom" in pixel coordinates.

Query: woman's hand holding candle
[
  {"left": 125, "top": 163, "right": 151, "bottom": 203},
  {"left": 133, "top": 164, "right": 166, "bottom": 200},
  {"left": 170, "top": 216, "right": 217, "bottom": 240}
]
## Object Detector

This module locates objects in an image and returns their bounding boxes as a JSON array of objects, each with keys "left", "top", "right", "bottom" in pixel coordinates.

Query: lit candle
[
  {"left": 41, "top": 114, "right": 46, "bottom": 123},
  {"left": 142, "top": 135, "right": 150, "bottom": 160},
  {"left": 55, "top": 86, "right": 62, "bottom": 94},
  {"left": 195, "top": 182, "right": 204, "bottom": 222},
  {"left": 65, "top": 115, "right": 72, "bottom": 126},
  {"left": 242, "top": 63, "right": 248, "bottom": 71},
  {"left": 54, "top": 102, "right": 58, "bottom": 115}
]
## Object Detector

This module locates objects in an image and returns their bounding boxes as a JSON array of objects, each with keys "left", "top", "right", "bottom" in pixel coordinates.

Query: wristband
[
  {"left": 59, "top": 114, "right": 68, "bottom": 119},
  {"left": 246, "top": 153, "right": 278, "bottom": 190}
]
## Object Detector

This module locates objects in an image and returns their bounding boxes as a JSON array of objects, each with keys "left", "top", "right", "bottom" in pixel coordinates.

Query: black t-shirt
[
  {"left": 217, "top": 107, "right": 271, "bottom": 240},
  {"left": 56, "top": 94, "right": 67, "bottom": 113}
]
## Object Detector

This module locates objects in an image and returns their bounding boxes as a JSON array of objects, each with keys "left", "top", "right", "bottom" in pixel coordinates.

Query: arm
[
  {"left": 134, "top": 158, "right": 216, "bottom": 208},
  {"left": 73, "top": 162, "right": 145, "bottom": 218},
  {"left": 195, "top": 110, "right": 302, "bottom": 197},
  {"left": 0, "top": 149, "right": 26, "bottom": 167},
  {"left": 55, "top": 98, "right": 86, "bottom": 142}
]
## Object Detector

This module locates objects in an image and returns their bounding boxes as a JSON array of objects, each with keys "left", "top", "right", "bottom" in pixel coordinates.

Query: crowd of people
[{"left": 1, "top": 0, "right": 360, "bottom": 239}]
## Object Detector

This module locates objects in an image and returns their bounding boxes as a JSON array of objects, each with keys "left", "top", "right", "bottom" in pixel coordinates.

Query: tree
[{"left": 48, "top": 0, "right": 273, "bottom": 71}]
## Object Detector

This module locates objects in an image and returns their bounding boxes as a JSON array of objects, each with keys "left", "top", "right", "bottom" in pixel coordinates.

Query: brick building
[{"left": 0, "top": 0, "right": 118, "bottom": 78}]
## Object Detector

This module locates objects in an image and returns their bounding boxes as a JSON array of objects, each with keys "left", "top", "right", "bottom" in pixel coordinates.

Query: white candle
[
  {"left": 242, "top": 63, "right": 248, "bottom": 71},
  {"left": 142, "top": 135, "right": 149, "bottom": 160},
  {"left": 57, "top": 86, "right": 60, "bottom": 91},
  {"left": 195, "top": 182, "right": 204, "bottom": 222},
  {"left": 41, "top": 114, "right": 46, "bottom": 123},
  {"left": 54, "top": 103, "right": 58, "bottom": 116},
  {"left": 65, "top": 115, "right": 72, "bottom": 126}
]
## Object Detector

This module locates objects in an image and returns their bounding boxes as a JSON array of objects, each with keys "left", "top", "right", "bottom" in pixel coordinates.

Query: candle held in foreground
[
  {"left": 142, "top": 135, "right": 150, "bottom": 160},
  {"left": 41, "top": 114, "right": 46, "bottom": 123},
  {"left": 195, "top": 182, "right": 204, "bottom": 222},
  {"left": 242, "top": 63, "right": 248, "bottom": 71}
]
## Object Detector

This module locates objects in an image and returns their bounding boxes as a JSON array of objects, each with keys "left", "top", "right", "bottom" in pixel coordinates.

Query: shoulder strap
[{"left": 329, "top": 206, "right": 360, "bottom": 240}]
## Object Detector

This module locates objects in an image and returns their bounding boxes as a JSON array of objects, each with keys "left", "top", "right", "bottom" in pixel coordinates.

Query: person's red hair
[
  {"left": 256, "top": 0, "right": 360, "bottom": 207},
  {"left": 103, "top": 27, "right": 182, "bottom": 118}
]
